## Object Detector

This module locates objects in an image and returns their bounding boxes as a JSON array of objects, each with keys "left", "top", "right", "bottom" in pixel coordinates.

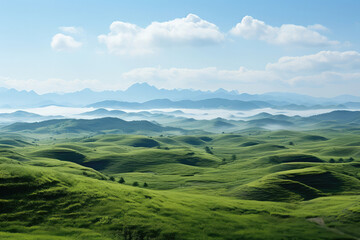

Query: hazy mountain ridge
[
  {"left": 88, "top": 98, "right": 272, "bottom": 110},
  {"left": 2, "top": 83, "right": 360, "bottom": 108},
  {"left": 0, "top": 110, "right": 63, "bottom": 124},
  {"left": 4, "top": 110, "right": 360, "bottom": 135},
  {"left": 88, "top": 98, "right": 350, "bottom": 111}
]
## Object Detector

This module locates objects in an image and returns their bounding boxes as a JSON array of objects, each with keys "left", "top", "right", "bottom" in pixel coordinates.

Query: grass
[
  {"left": 0, "top": 162, "right": 356, "bottom": 240},
  {"left": 0, "top": 129, "right": 359, "bottom": 239}
]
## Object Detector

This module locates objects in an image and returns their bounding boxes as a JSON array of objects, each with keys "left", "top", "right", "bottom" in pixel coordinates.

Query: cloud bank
[
  {"left": 266, "top": 51, "right": 360, "bottom": 73},
  {"left": 121, "top": 50, "right": 360, "bottom": 95},
  {"left": 3, "top": 51, "right": 360, "bottom": 96},
  {"left": 97, "top": 14, "right": 339, "bottom": 55},
  {"left": 230, "top": 16, "right": 338, "bottom": 46}
]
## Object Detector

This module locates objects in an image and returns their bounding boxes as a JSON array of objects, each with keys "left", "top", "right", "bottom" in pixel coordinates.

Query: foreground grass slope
[
  {"left": 0, "top": 128, "right": 360, "bottom": 239},
  {"left": 0, "top": 162, "right": 359, "bottom": 240}
]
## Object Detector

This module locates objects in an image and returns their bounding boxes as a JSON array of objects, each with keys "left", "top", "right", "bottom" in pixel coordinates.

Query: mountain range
[
  {"left": 1, "top": 83, "right": 360, "bottom": 108},
  {"left": 88, "top": 98, "right": 272, "bottom": 110},
  {"left": 88, "top": 98, "right": 360, "bottom": 111},
  {"left": 3, "top": 110, "right": 360, "bottom": 135}
]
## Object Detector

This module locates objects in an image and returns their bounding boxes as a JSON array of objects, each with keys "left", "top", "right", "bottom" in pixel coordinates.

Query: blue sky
[{"left": 0, "top": 0, "right": 360, "bottom": 96}]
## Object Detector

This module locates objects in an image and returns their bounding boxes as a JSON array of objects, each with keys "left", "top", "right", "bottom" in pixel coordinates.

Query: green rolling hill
[
  {"left": 1, "top": 117, "right": 188, "bottom": 136},
  {"left": 0, "top": 112, "right": 360, "bottom": 239},
  {"left": 0, "top": 126, "right": 360, "bottom": 239}
]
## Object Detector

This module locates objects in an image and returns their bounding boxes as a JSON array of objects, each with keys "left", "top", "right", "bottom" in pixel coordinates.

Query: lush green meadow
[{"left": 1, "top": 127, "right": 360, "bottom": 239}]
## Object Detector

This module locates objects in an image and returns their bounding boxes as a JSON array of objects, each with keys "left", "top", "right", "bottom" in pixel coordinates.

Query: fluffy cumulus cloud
[
  {"left": 98, "top": 14, "right": 224, "bottom": 55},
  {"left": 230, "top": 16, "right": 338, "bottom": 46},
  {"left": 51, "top": 33, "right": 82, "bottom": 51},
  {"left": 97, "top": 14, "right": 339, "bottom": 55}
]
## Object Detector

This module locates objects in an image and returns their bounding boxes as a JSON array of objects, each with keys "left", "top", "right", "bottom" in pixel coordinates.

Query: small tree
[
  {"left": 143, "top": 182, "right": 148, "bottom": 188},
  {"left": 289, "top": 141, "right": 294, "bottom": 146},
  {"left": 118, "top": 177, "right": 125, "bottom": 184},
  {"left": 329, "top": 158, "right": 335, "bottom": 163},
  {"left": 338, "top": 158, "right": 344, "bottom": 163},
  {"left": 133, "top": 181, "right": 139, "bottom": 187},
  {"left": 231, "top": 154, "right": 237, "bottom": 161},
  {"left": 348, "top": 157, "right": 354, "bottom": 162},
  {"left": 109, "top": 176, "right": 115, "bottom": 181}
]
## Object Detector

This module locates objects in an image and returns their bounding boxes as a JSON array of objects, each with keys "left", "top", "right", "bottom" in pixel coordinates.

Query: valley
[{"left": 1, "top": 118, "right": 359, "bottom": 239}]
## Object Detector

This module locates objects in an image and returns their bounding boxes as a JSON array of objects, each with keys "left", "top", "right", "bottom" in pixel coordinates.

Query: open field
[{"left": 0, "top": 126, "right": 359, "bottom": 239}]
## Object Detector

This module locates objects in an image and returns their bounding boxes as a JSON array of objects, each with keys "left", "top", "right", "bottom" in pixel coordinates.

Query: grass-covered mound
[
  {"left": 265, "top": 154, "right": 323, "bottom": 164},
  {"left": 31, "top": 148, "right": 86, "bottom": 164},
  {"left": 92, "top": 135, "right": 161, "bottom": 148},
  {"left": 232, "top": 167, "right": 360, "bottom": 202},
  {"left": 172, "top": 136, "right": 208, "bottom": 145},
  {"left": 301, "top": 135, "right": 328, "bottom": 141},
  {"left": 84, "top": 148, "right": 220, "bottom": 173},
  {"left": 240, "top": 141, "right": 263, "bottom": 147},
  {"left": 241, "top": 143, "right": 288, "bottom": 153}
]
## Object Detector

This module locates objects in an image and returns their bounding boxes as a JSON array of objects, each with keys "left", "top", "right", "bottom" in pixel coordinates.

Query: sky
[{"left": 0, "top": 0, "right": 360, "bottom": 96}]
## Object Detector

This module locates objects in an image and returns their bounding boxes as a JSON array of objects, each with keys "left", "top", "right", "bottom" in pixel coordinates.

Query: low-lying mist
[{"left": 0, "top": 105, "right": 355, "bottom": 122}]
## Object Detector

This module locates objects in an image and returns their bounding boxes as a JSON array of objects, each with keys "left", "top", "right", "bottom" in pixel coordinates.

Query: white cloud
[
  {"left": 230, "top": 16, "right": 338, "bottom": 46},
  {"left": 51, "top": 33, "right": 82, "bottom": 51},
  {"left": 59, "top": 26, "right": 82, "bottom": 34},
  {"left": 266, "top": 51, "right": 360, "bottom": 73},
  {"left": 288, "top": 72, "right": 360, "bottom": 86},
  {"left": 307, "top": 24, "right": 328, "bottom": 32},
  {"left": 121, "top": 50, "right": 360, "bottom": 95},
  {"left": 98, "top": 14, "right": 224, "bottom": 55}
]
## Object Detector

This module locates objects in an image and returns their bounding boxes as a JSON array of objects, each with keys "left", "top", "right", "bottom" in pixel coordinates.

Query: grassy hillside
[
  {"left": 0, "top": 129, "right": 360, "bottom": 239},
  {"left": 1, "top": 118, "right": 187, "bottom": 137},
  {"left": 1, "top": 161, "right": 359, "bottom": 240}
]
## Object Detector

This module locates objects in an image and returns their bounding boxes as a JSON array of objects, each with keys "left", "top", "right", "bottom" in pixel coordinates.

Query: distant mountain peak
[
  {"left": 79, "top": 88, "right": 93, "bottom": 93},
  {"left": 214, "top": 88, "right": 228, "bottom": 94},
  {"left": 127, "top": 82, "right": 157, "bottom": 91}
]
